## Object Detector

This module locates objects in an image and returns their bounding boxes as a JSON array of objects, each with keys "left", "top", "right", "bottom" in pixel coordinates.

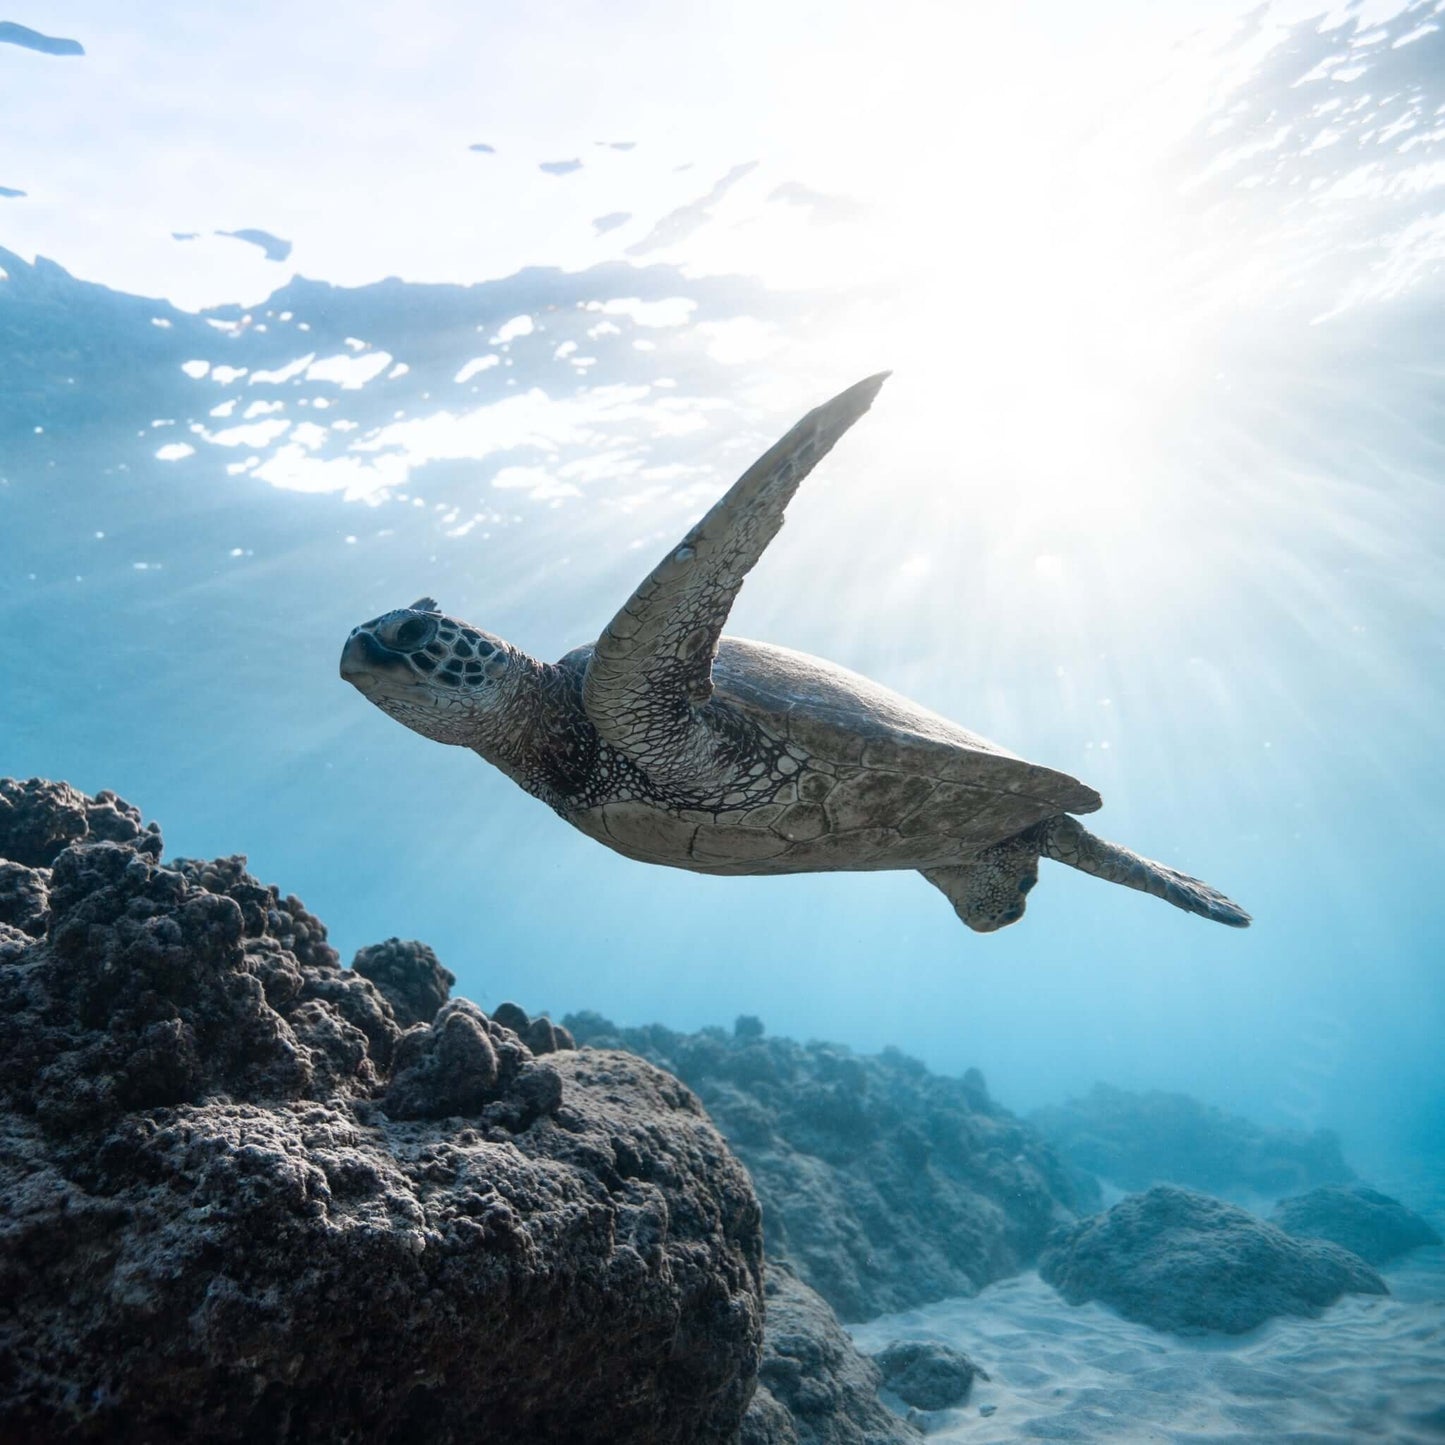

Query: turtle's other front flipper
[
  {"left": 1042, "top": 815, "right": 1251, "bottom": 927},
  {"left": 582, "top": 374, "right": 888, "bottom": 772}
]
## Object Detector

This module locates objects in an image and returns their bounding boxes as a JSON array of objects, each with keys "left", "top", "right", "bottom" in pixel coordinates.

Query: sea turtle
[{"left": 340, "top": 374, "right": 1249, "bottom": 933}]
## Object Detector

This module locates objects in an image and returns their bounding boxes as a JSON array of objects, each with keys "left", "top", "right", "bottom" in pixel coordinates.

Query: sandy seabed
[{"left": 850, "top": 1250, "right": 1445, "bottom": 1443}]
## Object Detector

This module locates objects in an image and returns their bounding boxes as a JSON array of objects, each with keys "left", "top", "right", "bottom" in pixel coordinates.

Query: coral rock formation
[
  {"left": 1271, "top": 1184, "right": 1442, "bottom": 1265},
  {"left": 0, "top": 778, "right": 764, "bottom": 1444},
  {"left": 871, "top": 1340, "right": 988, "bottom": 1412},
  {"left": 1039, "top": 1185, "right": 1388, "bottom": 1334},
  {"left": 742, "top": 1264, "right": 919, "bottom": 1445},
  {"left": 351, "top": 935, "right": 456, "bottom": 1027}
]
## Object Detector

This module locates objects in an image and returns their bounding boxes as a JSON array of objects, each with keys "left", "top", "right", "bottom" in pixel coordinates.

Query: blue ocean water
[{"left": 2, "top": 0, "right": 1441, "bottom": 1199}]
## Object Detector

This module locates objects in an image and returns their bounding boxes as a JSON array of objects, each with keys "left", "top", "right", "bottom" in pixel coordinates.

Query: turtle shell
[{"left": 571, "top": 637, "right": 1101, "bottom": 877}]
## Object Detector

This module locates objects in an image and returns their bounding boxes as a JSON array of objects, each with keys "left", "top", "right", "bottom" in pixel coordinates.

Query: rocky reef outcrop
[
  {"left": 564, "top": 1012, "right": 1094, "bottom": 1322},
  {"left": 741, "top": 1265, "right": 918, "bottom": 1445},
  {"left": 1271, "top": 1184, "right": 1442, "bottom": 1265},
  {"left": 1031, "top": 1082, "right": 1354, "bottom": 1198},
  {"left": 871, "top": 1340, "right": 987, "bottom": 1413},
  {"left": 1039, "top": 1185, "right": 1388, "bottom": 1334},
  {"left": 0, "top": 779, "right": 764, "bottom": 1443}
]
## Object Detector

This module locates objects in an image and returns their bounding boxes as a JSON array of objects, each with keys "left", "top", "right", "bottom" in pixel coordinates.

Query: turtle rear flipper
[{"left": 1042, "top": 815, "right": 1251, "bottom": 927}]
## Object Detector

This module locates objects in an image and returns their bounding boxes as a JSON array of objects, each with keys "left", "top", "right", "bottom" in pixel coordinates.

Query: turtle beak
[{"left": 340, "top": 631, "right": 407, "bottom": 696}]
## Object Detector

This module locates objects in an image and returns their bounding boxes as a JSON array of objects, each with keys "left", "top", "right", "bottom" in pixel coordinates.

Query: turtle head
[{"left": 340, "top": 597, "right": 519, "bottom": 746}]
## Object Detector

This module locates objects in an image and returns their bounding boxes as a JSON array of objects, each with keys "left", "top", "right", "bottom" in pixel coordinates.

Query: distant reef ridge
[
  {"left": 565, "top": 1010, "right": 1097, "bottom": 1321},
  {"left": 1031, "top": 1080, "right": 1355, "bottom": 1199}
]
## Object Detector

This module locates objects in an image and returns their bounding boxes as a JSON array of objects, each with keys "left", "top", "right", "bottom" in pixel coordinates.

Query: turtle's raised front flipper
[
  {"left": 1042, "top": 815, "right": 1251, "bottom": 927},
  {"left": 583, "top": 374, "right": 888, "bottom": 765}
]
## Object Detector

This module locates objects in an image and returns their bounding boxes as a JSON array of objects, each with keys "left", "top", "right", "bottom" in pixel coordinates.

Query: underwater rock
[
  {"left": 0, "top": 776, "right": 162, "bottom": 868},
  {"left": 1039, "top": 1185, "right": 1388, "bottom": 1334},
  {"left": 352, "top": 935, "right": 456, "bottom": 1026},
  {"left": 1271, "top": 1184, "right": 1442, "bottom": 1265},
  {"left": 742, "top": 1264, "right": 919, "bottom": 1445},
  {"left": 871, "top": 1340, "right": 988, "bottom": 1411},
  {"left": 0, "top": 860, "right": 48, "bottom": 937},
  {"left": 490, "top": 998, "right": 576, "bottom": 1054},
  {"left": 0, "top": 780, "right": 764, "bottom": 1443},
  {"left": 1031, "top": 1082, "right": 1355, "bottom": 1198},
  {"left": 565, "top": 1012, "right": 1094, "bottom": 1321}
]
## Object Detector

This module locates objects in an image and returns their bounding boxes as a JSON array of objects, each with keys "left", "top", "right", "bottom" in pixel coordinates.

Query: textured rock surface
[
  {"left": 0, "top": 779, "right": 764, "bottom": 1444},
  {"left": 565, "top": 1013, "right": 1094, "bottom": 1321},
  {"left": 1031, "top": 1083, "right": 1354, "bottom": 1198},
  {"left": 351, "top": 936, "right": 456, "bottom": 1027},
  {"left": 871, "top": 1340, "right": 987, "bottom": 1411},
  {"left": 0, "top": 776, "right": 162, "bottom": 869},
  {"left": 741, "top": 1265, "right": 918, "bottom": 1445},
  {"left": 1039, "top": 1185, "right": 1388, "bottom": 1334},
  {"left": 491, "top": 998, "right": 578, "bottom": 1057},
  {"left": 1271, "top": 1184, "right": 1442, "bottom": 1265}
]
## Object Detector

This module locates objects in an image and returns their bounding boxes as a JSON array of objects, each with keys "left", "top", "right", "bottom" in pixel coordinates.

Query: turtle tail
[{"left": 1041, "top": 815, "right": 1251, "bottom": 928}]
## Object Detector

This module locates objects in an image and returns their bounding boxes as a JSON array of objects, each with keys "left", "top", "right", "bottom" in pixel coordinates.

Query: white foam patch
[
  {"left": 455, "top": 355, "right": 501, "bottom": 383},
  {"left": 196, "top": 382, "right": 724, "bottom": 506},
  {"left": 491, "top": 466, "right": 582, "bottom": 501},
  {"left": 250, "top": 355, "right": 315, "bottom": 386},
  {"left": 698, "top": 317, "right": 779, "bottom": 364},
  {"left": 354, "top": 384, "right": 715, "bottom": 468},
  {"left": 253, "top": 445, "right": 407, "bottom": 502},
  {"left": 585, "top": 297, "right": 696, "bottom": 327},
  {"left": 304, "top": 351, "right": 394, "bottom": 389},
  {"left": 489, "top": 315, "right": 534, "bottom": 344},
  {"left": 289, "top": 421, "right": 330, "bottom": 449},
  {"left": 201, "top": 418, "right": 291, "bottom": 448}
]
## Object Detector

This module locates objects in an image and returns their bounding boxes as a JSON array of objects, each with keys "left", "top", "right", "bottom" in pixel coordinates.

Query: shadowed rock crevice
[{"left": 742, "top": 1264, "right": 919, "bottom": 1445}]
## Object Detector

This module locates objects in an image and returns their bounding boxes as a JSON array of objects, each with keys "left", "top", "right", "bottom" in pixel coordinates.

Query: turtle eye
[{"left": 381, "top": 614, "right": 438, "bottom": 651}]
